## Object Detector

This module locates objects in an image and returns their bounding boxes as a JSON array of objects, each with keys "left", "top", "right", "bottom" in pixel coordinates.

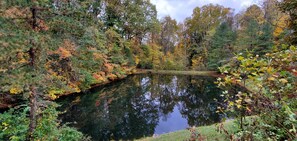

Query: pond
[{"left": 58, "top": 74, "right": 225, "bottom": 141}]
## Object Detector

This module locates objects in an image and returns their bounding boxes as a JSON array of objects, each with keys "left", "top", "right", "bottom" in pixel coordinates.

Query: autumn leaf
[
  {"left": 9, "top": 87, "right": 22, "bottom": 94},
  {"left": 279, "top": 78, "right": 288, "bottom": 84},
  {"left": 268, "top": 76, "right": 275, "bottom": 81}
]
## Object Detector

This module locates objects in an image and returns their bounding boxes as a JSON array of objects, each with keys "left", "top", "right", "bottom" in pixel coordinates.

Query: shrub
[
  {"left": 217, "top": 45, "right": 297, "bottom": 140},
  {"left": 0, "top": 103, "right": 85, "bottom": 141}
]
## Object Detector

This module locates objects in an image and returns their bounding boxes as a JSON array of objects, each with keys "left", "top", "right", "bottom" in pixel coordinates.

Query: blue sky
[{"left": 151, "top": 0, "right": 260, "bottom": 22}]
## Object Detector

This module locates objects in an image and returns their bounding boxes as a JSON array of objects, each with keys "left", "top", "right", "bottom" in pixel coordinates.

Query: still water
[{"left": 58, "top": 74, "right": 225, "bottom": 140}]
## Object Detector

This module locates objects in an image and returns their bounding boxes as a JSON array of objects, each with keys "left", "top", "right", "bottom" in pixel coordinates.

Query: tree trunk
[
  {"left": 27, "top": 85, "right": 37, "bottom": 141},
  {"left": 27, "top": 7, "right": 38, "bottom": 140}
]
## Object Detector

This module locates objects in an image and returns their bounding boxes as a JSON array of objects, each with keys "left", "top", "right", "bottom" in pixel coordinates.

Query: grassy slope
[{"left": 138, "top": 120, "right": 238, "bottom": 141}]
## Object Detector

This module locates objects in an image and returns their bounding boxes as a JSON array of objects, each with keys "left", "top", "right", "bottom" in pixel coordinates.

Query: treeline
[
  {"left": 216, "top": 1, "right": 297, "bottom": 140},
  {"left": 0, "top": 0, "right": 159, "bottom": 140},
  {"left": 0, "top": 0, "right": 296, "bottom": 140},
  {"left": 0, "top": 0, "right": 159, "bottom": 100},
  {"left": 156, "top": 0, "right": 292, "bottom": 70},
  {"left": 0, "top": 0, "right": 293, "bottom": 98}
]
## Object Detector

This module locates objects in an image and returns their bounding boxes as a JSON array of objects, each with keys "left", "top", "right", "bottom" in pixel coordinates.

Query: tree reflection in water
[{"left": 58, "top": 74, "right": 224, "bottom": 140}]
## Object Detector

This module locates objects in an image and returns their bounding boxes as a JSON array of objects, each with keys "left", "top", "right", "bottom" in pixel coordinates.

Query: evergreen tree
[
  {"left": 208, "top": 22, "right": 236, "bottom": 69},
  {"left": 256, "top": 22, "right": 274, "bottom": 55}
]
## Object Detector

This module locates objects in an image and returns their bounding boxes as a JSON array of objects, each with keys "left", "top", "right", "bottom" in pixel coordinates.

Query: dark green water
[{"left": 58, "top": 74, "right": 225, "bottom": 140}]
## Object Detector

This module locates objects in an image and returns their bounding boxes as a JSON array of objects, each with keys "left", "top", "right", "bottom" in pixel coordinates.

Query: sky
[{"left": 150, "top": 0, "right": 260, "bottom": 22}]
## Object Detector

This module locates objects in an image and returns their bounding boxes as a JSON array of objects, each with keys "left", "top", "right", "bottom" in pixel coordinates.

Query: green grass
[{"left": 138, "top": 120, "right": 239, "bottom": 141}]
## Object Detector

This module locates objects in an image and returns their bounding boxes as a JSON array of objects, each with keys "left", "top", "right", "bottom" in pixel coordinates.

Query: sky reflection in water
[{"left": 58, "top": 74, "right": 225, "bottom": 141}]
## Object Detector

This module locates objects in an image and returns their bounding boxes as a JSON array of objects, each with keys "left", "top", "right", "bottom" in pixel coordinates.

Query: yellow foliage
[
  {"left": 268, "top": 76, "right": 275, "bottom": 81},
  {"left": 19, "top": 58, "right": 28, "bottom": 63},
  {"left": 273, "top": 15, "right": 289, "bottom": 37},
  {"left": 279, "top": 78, "right": 288, "bottom": 84},
  {"left": 9, "top": 87, "right": 22, "bottom": 94},
  {"left": 149, "top": 43, "right": 163, "bottom": 69},
  {"left": 191, "top": 56, "right": 204, "bottom": 70},
  {"left": 48, "top": 89, "right": 64, "bottom": 100},
  {"left": 266, "top": 67, "right": 274, "bottom": 73},
  {"left": 73, "top": 87, "right": 81, "bottom": 93},
  {"left": 2, "top": 122, "right": 8, "bottom": 127},
  {"left": 134, "top": 55, "right": 140, "bottom": 65}
]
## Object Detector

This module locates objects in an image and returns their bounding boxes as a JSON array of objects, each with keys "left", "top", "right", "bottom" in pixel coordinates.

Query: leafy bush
[
  {"left": 217, "top": 45, "right": 297, "bottom": 140},
  {"left": 0, "top": 105, "right": 29, "bottom": 141},
  {"left": 0, "top": 103, "right": 85, "bottom": 141}
]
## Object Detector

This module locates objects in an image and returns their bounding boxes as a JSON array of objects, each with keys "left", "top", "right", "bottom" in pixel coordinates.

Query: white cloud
[{"left": 151, "top": 0, "right": 260, "bottom": 22}]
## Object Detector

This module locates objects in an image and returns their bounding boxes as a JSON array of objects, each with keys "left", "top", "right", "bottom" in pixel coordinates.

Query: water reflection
[{"left": 58, "top": 74, "right": 224, "bottom": 140}]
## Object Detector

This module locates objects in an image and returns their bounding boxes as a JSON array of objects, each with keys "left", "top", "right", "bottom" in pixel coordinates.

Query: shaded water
[{"left": 58, "top": 74, "right": 225, "bottom": 140}]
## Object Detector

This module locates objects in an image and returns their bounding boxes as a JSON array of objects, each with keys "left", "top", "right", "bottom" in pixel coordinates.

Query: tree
[
  {"left": 208, "top": 22, "right": 237, "bottom": 69},
  {"left": 236, "top": 4, "right": 274, "bottom": 55},
  {"left": 256, "top": 22, "right": 274, "bottom": 55},
  {"left": 240, "top": 4, "right": 265, "bottom": 27},
  {"left": 184, "top": 4, "right": 231, "bottom": 69},
  {"left": 1, "top": 1, "right": 55, "bottom": 139},
  {"left": 0, "top": 0, "right": 124, "bottom": 140},
  {"left": 158, "top": 16, "right": 179, "bottom": 54},
  {"left": 122, "top": 0, "right": 158, "bottom": 43},
  {"left": 279, "top": 0, "right": 297, "bottom": 45}
]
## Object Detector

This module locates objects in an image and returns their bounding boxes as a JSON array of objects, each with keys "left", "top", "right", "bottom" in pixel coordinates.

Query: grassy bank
[{"left": 138, "top": 119, "right": 238, "bottom": 141}]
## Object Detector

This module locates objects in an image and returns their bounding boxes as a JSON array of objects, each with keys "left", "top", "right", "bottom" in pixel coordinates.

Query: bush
[
  {"left": 217, "top": 45, "right": 297, "bottom": 140},
  {"left": 0, "top": 103, "right": 85, "bottom": 141}
]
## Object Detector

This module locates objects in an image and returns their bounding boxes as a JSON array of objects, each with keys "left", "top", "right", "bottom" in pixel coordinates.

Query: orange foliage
[
  {"left": 93, "top": 52, "right": 107, "bottom": 60},
  {"left": 92, "top": 72, "right": 106, "bottom": 82},
  {"left": 103, "top": 63, "right": 114, "bottom": 73},
  {"left": 61, "top": 39, "right": 76, "bottom": 53},
  {"left": 57, "top": 47, "right": 71, "bottom": 59},
  {"left": 50, "top": 40, "right": 76, "bottom": 59},
  {"left": 35, "top": 19, "right": 49, "bottom": 31},
  {"left": 3, "top": 7, "right": 30, "bottom": 18},
  {"left": 107, "top": 73, "right": 117, "bottom": 81}
]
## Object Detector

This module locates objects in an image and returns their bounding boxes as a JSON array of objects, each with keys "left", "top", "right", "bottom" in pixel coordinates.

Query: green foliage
[
  {"left": 49, "top": 16, "right": 85, "bottom": 37},
  {"left": 217, "top": 45, "right": 297, "bottom": 140},
  {"left": 208, "top": 22, "right": 237, "bottom": 70},
  {"left": 0, "top": 0, "right": 141, "bottom": 99},
  {"left": 0, "top": 106, "right": 29, "bottom": 141},
  {"left": 184, "top": 4, "right": 231, "bottom": 69},
  {"left": 0, "top": 0, "right": 296, "bottom": 140},
  {"left": 159, "top": 16, "right": 179, "bottom": 54},
  {"left": 0, "top": 103, "right": 85, "bottom": 141},
  {"left": 256, "top": 22, "right": 274, "bottom": 55}
]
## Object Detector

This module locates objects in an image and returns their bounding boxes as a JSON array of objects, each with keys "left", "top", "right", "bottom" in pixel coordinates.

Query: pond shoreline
[
  {"left": 58, "top": 73, "right": 225, "bottom": 140},
  {"left": 54, "top": 69, "right": 219, "bottom": 100},
  {"left": 0, "top": 69, "right": 219, "bottom": 109},
  {"left": 135, "top": 69, "right": 219, "bottom": 76}
]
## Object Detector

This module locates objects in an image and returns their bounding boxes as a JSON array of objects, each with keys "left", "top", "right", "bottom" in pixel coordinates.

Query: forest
[{"left": 0, "top": 0, "right": 296, "bottom": 140}]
